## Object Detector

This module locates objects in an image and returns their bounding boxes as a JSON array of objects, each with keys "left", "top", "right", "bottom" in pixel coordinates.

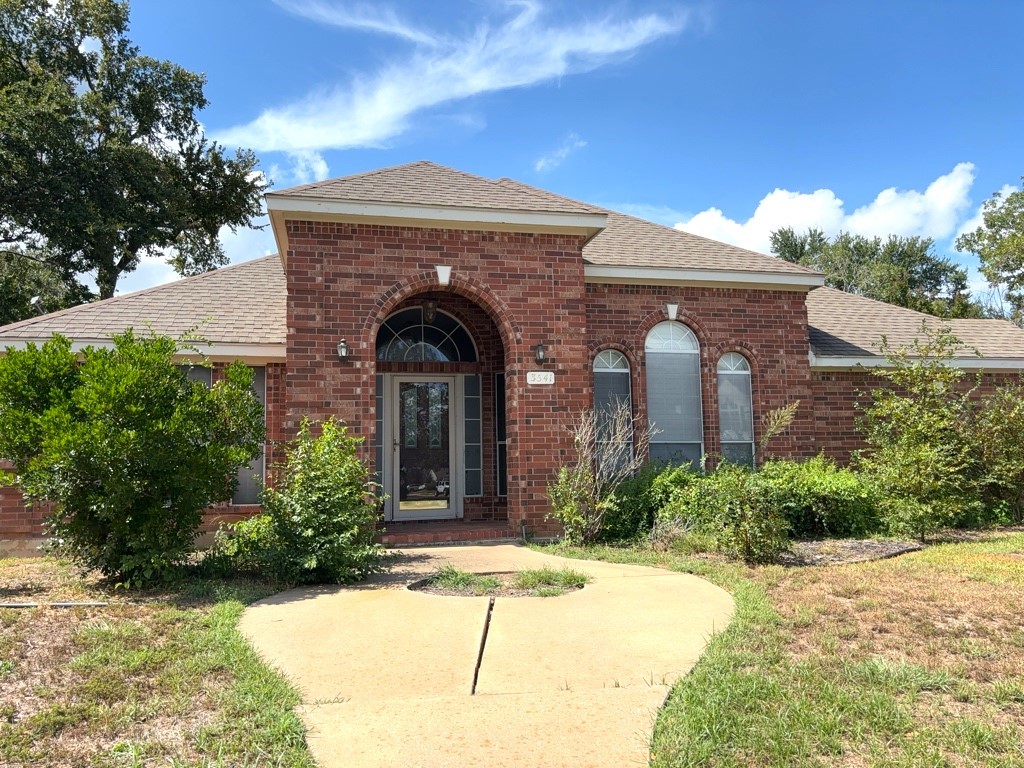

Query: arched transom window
[
  {"left": 376, "top": 307, "right": 477, "bottom": 362},
  {"left": 717, "top": 352, "right": 755, "bottom": 467},
  {"left": 645, "top": 321, "right": 703, "bottom": 467}
]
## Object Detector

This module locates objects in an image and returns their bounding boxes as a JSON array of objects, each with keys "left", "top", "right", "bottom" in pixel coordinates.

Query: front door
[{"left": 391, "top": 376, "right": 458, "bottom": 520}]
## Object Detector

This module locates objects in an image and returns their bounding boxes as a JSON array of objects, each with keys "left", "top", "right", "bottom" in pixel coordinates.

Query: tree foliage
[
  {"left": 771, "top": 227, "right": 982, "bottom": 318},
  {"left": 0, "top": 248, "right": 92, "bottom": 325},
  {"left": 955, "top": 179, "right": 1024, "bottom": 325},
  {"left": 0, "top": 0, "right": 266, "bottom": 299},
  {"left": 0, "top": 332, "right": 264, "bottom": 583}
]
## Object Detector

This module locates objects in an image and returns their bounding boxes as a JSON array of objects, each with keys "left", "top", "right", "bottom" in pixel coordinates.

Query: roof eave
[
  {"left": 0, "top": 338, "right": 286, "bottom": 363},
  {"left": 809, "top": 350, "right": 1024, "bottom": 371},
  {"left": 584, "top": 264, "right": 825, "bottom": 290}
]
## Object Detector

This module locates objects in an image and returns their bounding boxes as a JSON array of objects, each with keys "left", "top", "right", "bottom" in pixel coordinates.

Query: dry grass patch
[
  {"left": 0, "top": 557, "right": 313, "bottom": 767},
  {"left": 546, "top": 531, "right": 1024, "bottom": 767}
]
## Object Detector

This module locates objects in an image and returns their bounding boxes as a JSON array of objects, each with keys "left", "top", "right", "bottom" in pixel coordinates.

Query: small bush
[
  {"left": 755, "top": 456, "right": 881, "bottom": 538},
  {"left": 600, "top": 462, "right": 698, "bottom": 542},
  {"left": 212, "top": 418, "right": 385, "bottom": 585}
]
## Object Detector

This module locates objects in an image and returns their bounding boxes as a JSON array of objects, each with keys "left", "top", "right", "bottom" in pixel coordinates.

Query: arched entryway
[{"left": 373, "top": 293, "right": 507, "bottom": 526}]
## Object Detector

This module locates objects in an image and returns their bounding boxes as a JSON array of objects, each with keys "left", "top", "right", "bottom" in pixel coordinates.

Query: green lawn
[
  {"left": 0, "top": 559, "right": 313, "bottom": 767},
  {"left": 547, "top": 531, "right": 1024, "bottom": 767}
]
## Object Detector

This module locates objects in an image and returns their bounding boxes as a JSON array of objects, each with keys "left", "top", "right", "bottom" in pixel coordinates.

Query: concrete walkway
[{"left": 239, "top": 544, "right": 734, "bottom": 768}]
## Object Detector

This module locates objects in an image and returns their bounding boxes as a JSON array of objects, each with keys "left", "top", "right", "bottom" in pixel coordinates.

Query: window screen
[
  {"left": 233, "top": 366, "right": 266, "bottom": 504},
  {"left": 593, "top": 350, "right": 632, "bottom": 476},
  {"left": 717, "top": 352, "right": 754, "bottom": 468},
  {"left": 645, "top": 321, "right": 703, "bottom": 468}
]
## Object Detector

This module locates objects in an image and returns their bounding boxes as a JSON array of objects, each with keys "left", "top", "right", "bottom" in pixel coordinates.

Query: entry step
[{"left": 377, "top": 521, "right": 517, "bottom": 547}]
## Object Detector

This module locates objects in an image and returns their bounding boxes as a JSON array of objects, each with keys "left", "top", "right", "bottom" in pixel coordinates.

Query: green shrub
[
  {"left": 213, "top": 418, "right": 385, "bottom": 585},
  {"left": 599, "top": 462, "right": 698, "bottom": 542},
  {"left": 0, "top": 333, "right": 263, "bottom": 585},
  {"left": 663, "top": 464, "right": 789, "bottom": 564},
  {"left": 857, "top": 325, "right": 982, "bottom": 540},
  {"left": 755, "top": 456, "right": 881, "bottom": 538},
  {"left": 974, "top": 383, "right": 1024, "bottom": 523}
]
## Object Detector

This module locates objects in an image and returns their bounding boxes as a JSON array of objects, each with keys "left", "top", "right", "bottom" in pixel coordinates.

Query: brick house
[{"left": 2, "top": 161, "right": 1023, "bottom": 553}]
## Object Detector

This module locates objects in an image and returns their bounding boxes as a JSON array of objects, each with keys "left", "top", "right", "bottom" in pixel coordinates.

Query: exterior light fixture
[
  {"left": 533, "top": 342, "right": 547, "bottom": 364},
  {"left": 423, "top": 300, "right": 438, "bottom": 324},
  {"left": 435, "top": 265, "right": 452, "bottom": 286},
  {"left": 337, "top": 338, "right": 350, "bottom": 360},
  {"left": 665, "top": 302, "right": 679, "bottom": 321}
]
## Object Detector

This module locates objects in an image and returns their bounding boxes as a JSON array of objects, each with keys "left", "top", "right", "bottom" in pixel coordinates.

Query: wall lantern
[
  {"left": 665, "top": 302, "right": 679, "bottom": 321},
  {"left": 533, "top": 342, "right": 547, "bottom": 364},
  {"left": 337, "top": 338, "right": 350, "bottom": 360},
  {"left": 435, "top": 265, "right": 452, "bottom": 286}
]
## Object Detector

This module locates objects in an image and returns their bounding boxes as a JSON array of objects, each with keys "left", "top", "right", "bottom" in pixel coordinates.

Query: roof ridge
[
  {"left": 0, "top": 255, "right": 279, "bottom": 335},
  {"left": 272, "top": 160, "right": 445, "bottom": 196}
]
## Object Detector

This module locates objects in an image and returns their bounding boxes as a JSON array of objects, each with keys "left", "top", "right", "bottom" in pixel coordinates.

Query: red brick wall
[
  {"left": 584, "top": 283, "right": 819, "bottom": 463},
  {"left": 283, "top": 221, "right": 591, "bottom": 535},
  {"left": 810, "top": 368, "right": 1024, "bottom": 463}
]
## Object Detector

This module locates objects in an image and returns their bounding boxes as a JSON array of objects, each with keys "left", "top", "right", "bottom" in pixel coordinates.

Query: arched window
[
  {"left": 717, "top": 352, "right": 754, "bottom": 467},
  {"left": 593, "top": 350, "right": 632, "bottom": 474},
  {"left": 645, "top": 321, "right": 703, "bottom": 467},
  {"left": 376, "top": 307, "right": 477, "bottom": 362}
]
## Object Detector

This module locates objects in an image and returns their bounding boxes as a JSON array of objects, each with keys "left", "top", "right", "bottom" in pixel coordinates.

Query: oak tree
[{"left": 0, "top": 0, "right": 266, "bottom": 300}]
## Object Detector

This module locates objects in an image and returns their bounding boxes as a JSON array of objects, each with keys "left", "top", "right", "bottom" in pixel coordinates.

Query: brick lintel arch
[{"left": 363, "top": 270, "right": 522, "bottom": 359}]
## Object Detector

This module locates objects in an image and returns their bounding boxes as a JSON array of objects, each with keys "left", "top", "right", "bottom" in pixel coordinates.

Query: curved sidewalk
[{"left": 239, "top": 544, "right": 734, "bottom": 768}]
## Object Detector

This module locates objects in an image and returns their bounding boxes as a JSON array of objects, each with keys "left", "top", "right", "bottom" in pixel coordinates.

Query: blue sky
[{"left": 121, "top": 0, "right": 1024, "bottom": 299}]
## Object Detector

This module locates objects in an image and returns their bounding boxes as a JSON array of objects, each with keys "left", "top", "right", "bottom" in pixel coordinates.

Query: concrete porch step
[{"left": 377, "top": 520, "right": 518, "bottom": 547}]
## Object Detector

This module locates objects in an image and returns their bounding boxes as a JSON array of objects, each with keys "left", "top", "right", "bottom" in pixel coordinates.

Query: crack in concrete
[{"left": 471, "top": 596, "right": 495, "bottom": 695}]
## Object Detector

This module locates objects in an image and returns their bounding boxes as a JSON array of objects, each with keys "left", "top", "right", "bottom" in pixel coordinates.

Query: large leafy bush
[
  {"left": 214, "top": 418, "right": 385, "bottom": 585},
  {"left": 663, "top": 464, "right": 790, "bottom": 564},
  {"left": 0, "top": 333, "right": 263, "bottom": 584},
  {"left": 856, "top": 325, "right": 982, "bottom": 540},
  {"left": 599, "top": 462, "right": 698, "bottom": 542},
  {"left": 756, "top": 456, "right": 880, "bottom": 538}
]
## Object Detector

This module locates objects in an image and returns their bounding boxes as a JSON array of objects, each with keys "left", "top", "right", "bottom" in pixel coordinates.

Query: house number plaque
[{"left": 526, "top": 371, "right": 555, "bottom": 385}]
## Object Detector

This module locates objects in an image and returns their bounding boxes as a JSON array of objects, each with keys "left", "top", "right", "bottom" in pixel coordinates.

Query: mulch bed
[{"left": 779, "top": 538, "right": 924, "bottom": 567}]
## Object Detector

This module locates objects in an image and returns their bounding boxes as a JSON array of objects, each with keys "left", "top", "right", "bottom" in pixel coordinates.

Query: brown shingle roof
[
  {"left": 272, "top": 160, "right": 602, "bottom": 215},
  {"left": 807, "top": 286, "right": 1024, "bottom": 359},
  {"left": 0, "top": 256, "right": 286, "bottom": 346},
  {"left": 493, "top": 178, "right": 820, "bottom": 276}
]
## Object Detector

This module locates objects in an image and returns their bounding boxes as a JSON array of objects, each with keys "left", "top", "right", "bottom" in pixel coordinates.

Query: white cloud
[
  {"left": 219, "top": 1, "right": 687, "bottom": 152},
  {"left": 534, "top": 132, "right": 586, "bottom": 173},
  {"left": 272, "top": 0, "right": 440, "bottom": 46},
  {"left": 675, "top": 163, "right": 978, "bottom": 254},
  {"left": 268, "top": 150, "right": 331, "bottom": 187}
]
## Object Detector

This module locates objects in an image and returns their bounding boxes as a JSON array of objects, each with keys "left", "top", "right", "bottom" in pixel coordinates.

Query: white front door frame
[{"left": 382, "top": 373, "right": 465, "bottom": 522}]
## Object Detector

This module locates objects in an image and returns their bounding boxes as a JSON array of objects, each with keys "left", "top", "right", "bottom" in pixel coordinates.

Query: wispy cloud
[
  {"left": 534, "top": 132, "right": 587, "bottom": 172},
  {"left": 675, "top": 163, "right": 978, "bottom": 254},
  {"left": 219, "top": 1, "right": 687, "bottom": 153},
  {"left": 272, "top": 0, "right": 440, "bottom": 46}
]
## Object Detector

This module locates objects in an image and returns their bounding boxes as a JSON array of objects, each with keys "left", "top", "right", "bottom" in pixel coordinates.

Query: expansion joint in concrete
[{"left": 471, "top": 596, "right": 495, "bottom": 695}]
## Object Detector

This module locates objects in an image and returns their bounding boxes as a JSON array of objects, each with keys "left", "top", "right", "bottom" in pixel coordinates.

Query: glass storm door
[{"left": 393, "top": 378, "right": 457, "bottom": 520}]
